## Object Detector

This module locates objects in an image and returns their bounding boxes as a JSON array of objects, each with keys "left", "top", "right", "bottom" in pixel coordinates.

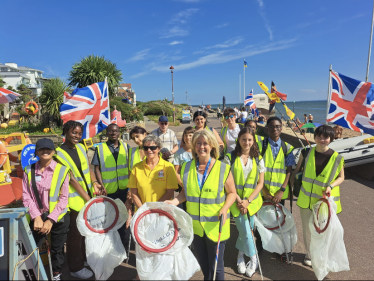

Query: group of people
[{"left": 22, "top": 107, "right": 345, "bottom": 281}]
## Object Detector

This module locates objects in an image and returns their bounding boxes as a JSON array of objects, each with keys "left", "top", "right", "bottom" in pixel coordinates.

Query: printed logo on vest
[{"left": 158, "top": 170, "right": 164, "bottom": 178}]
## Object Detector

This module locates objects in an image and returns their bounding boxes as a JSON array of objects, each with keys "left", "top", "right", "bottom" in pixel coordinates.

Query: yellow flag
[
  {"left": 257, "top": 81, "right": 280, "bottom": 103},
  {"left": 257, "top": 81, "right": 269, "bottom": 92},
  {"left": 283, "top": 103, "right": 295, "bottom": 120}
]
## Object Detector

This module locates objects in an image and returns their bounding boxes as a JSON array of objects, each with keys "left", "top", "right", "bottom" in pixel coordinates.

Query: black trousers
[
  {"left": 107, "top": 189, "right": 131, "bottom": 252},
  {"left": 30, "top": 212, "right": 70, "bottom": 273},
  {"left": 193, "top": 233, "right": 226, "bottom": 281}
]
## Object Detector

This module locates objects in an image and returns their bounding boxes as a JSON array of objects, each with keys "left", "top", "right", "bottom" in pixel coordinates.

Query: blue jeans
[{"left": 234, "top": 213, "right": 256, "bottom": 258}]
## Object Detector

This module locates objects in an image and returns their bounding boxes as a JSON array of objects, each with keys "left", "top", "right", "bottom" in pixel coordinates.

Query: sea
[{"left": 194, "top": 100, "right": 329, "bottom": 124}]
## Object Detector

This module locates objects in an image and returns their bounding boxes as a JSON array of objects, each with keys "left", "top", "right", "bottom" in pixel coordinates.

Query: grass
[{"left": 0, "top": 123, "right": 63, "bottom": 135}]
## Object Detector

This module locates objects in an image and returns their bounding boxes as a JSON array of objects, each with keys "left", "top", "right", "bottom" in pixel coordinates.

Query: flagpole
[
  {"left": 326, "top": 64, "right": 332, "bottom": 125},
  {"left": 243, "top": 58, "right": 245, "bottom": 106},
  {"left": 366, "top": 0, "right": 374, "bottom": 82},
  {"left": 239, "top": 74, "right": 241, "bottom": 103}
]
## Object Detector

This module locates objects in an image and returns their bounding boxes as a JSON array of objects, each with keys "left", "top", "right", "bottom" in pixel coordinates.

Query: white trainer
[
  {"left": 245, "top": 258, "right": 258, "bottom": 278},
  {"left": 237, "top": 257, "right": 246, "bottom": 274},
  {"left": 304, "top": 258, "right": 312, "bottom": 267},
  {"left": 70, "top": 268, "right": 94, "bottom": 279}
]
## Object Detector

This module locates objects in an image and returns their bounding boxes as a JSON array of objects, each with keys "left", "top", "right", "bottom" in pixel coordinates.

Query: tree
[
  {"left": 17, "top": 84, "right": 33, "bottom": 103},
  {"left": 68, "top": 55, "right": 122, "bottom": 98},
  {"left": 39, "top": 77, "right": 70, "bottom": 120},
  {"left": 7, "top": 86, "right": 16, "bottom": 92},
  {"left": 0, "top": 75, "right": 5, "bottom": 88}
]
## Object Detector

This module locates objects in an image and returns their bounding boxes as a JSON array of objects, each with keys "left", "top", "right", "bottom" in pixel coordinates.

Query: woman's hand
[
  {"left": 164, "top": 198, "right": 179, "bottom": 206},
  {"left": 323, "top": 186, "right": 332, "bottom": 197},
  {"left": 218, "top": 207, "right": 228, "bottom": 224},
  {"left": 240, "top": 207, "right": 248, "bottom": 215},
  {"left": 262, "top": 187, "right": 273, "bottom": 201},
  {"left": 33, "top": 216, "right": 43, "bottom": 232},
  {"left": 39, "top": 219, "right": 53, "bottom": 235},
  {"left": 237, "top": 199, "right": 249, "bottom": 210}
]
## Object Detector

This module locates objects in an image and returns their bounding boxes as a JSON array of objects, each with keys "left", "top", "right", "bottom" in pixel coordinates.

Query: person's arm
[
  {"left": 290, "top": 153, "right": 304, "bottom": 187},
  {"left": 219, "top": 171, "right": 237, "bottom": 223},
  {"left": 94, "top": 165, "right": 107, "bottom": 196},
  {"left": 69, "top": 172, "right": 91, "bottom": 202},
  {"left": 212, "top": 128, "right": 224, "bottom": 148},
  {"left": 158, "top": 189, "right": 175, "bottom": 202},
  {"left": 325, "top": 167, "right": 345, "bottom": 196},
  {"left": 174, "top": 164, "right": 183, "bottom": 186},
  {"left": 273, "top": 166, "right": 292, "bottom": 204},
  {"left": 130, "top": 188, "right": 143, "bottom": 209}
]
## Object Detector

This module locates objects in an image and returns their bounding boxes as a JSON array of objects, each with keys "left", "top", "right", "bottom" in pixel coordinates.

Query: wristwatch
[
  {"left": 280, "top": 187, "right": 286, "bottom": 192},
  {"left": 328, "top": 184, "right": 334, "bottom": 190},
  {"left": 247, "top": 198, "right": 251, "bottom": 203}
]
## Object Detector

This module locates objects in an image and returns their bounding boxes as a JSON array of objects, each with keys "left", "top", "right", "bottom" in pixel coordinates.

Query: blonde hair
[{"left": 191, "top": 129, "right": 219, "bottom": 160}]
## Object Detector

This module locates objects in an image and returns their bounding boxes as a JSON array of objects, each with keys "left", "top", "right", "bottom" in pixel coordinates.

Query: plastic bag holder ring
[
  {"left": 83, "top": 197, "right": 119, "bottom": 234},
  {"left": 258, "top": 202, "right": 286, "bottom": 230},
  {"left": 134, "top": 209, "right": 179, "bottom": 254},
  {"left": 313, "top": 195, "right": 331, "bottom": 234}
]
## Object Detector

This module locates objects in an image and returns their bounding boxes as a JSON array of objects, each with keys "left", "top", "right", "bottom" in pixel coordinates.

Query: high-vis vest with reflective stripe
[
  {"left": 97, "top": 141, "right": 129, "bottom": 194},
  {"left": 296, "top": 147, "right": 344, "bottom": 213},
  {"left": 263, "top": 140, "right": 294, "bottom": 199},
  {"left": 25, "top": 163, "right": 70, "bottom": 222},
  {"left": 181, "top": 159, "right": 231, "bottom": 242},
  {"left": 226, "top": 154, "right": 263, "bottom": 217},
  {"left": 256, "top": 135, "right": 264, "bottom": 152},
  {"left": 129, "top": 147, "right": 142, "bottom": 171},
  {"left": 54, "top": 143, "right": 94, "bottom": 212}
]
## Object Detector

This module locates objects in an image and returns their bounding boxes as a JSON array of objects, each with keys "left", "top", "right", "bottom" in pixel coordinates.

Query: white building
[{"left": 0, "top": 62, "right": 49, "bottom": 96}]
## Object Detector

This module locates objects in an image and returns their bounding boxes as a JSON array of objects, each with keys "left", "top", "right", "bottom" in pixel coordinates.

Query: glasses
[
  {"left": 268, "top": 125, "right": 282, "bottom": 130},
  {"left": 144, "top": 145, "right": 158, "bottom": 151},
  {"left": 225, "top": 115, "right": 235, "bottom": 120},
  {"left": 160, "top": 122, "right": 168, "bottom": 126},
  {"left": 107, "top": 130, "right": 119, "bottom": 134}
]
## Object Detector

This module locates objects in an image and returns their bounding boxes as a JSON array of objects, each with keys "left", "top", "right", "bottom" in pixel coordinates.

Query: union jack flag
[
  {"left": 327, "top": 70, "right": 374, "bottom": 135},
  {"left": 245, "top": 89, "right": 255, "bottom": 108},
  {"left": 59, "top": 79, "right": 110, "bottom": 139}
]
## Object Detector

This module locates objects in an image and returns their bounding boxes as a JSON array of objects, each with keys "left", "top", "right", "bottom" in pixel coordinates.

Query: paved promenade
[{"left": 64, "top": 109, "right": 374, "bottom": 280}]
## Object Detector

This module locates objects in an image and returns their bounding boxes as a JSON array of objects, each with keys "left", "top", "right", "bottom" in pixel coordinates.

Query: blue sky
[{"left": 1, "top": 0, "right": 373, "bottom": 104}]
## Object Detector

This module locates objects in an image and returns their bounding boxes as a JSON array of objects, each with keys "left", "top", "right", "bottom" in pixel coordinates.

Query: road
[{"left": 62, "top": 109, "right": 374, "bottom": 280}]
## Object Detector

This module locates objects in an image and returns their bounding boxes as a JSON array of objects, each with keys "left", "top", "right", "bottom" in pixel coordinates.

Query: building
[
  {"left": 0, "top": 62, "right": 49, "bottom": 96},
  {"left": 117, "top": 83, "right": 136, "bottom": 106}
]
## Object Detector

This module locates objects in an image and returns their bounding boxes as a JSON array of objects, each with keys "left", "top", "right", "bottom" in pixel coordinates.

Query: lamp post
[
  {"left": 170, "top": 66, "right": 175, "bottom": 122},
  {"left": 186, "top": 91, "right": 188, "bottom": 105}
]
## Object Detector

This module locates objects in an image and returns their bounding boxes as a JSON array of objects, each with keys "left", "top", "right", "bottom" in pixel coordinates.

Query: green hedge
[{"left": 110, "top": 98, "right": 143, "bottom": 122}]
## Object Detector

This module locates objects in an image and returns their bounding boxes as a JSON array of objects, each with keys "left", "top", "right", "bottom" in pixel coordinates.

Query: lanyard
[{"left": 196, "top": 158, "right": 211, "bottom": 190}]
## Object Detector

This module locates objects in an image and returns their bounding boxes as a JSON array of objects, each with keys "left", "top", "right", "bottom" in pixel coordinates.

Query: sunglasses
[
  {"left": 160, "top": 122, "right": 168, "bottom": 125},
  {"left": 225, "top": 115, "right": 235, "bottom": 120},
  {"left": 144, "top": 145, "right": 158, "bottom": 151}
]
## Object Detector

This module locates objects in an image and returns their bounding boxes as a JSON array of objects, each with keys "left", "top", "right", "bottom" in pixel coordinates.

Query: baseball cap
[
  {"left": 159, "top": 116, "right": 169, "bottom": 122},
  {"left": 35, "top": 138, "right": 55, "bottom": 151}
]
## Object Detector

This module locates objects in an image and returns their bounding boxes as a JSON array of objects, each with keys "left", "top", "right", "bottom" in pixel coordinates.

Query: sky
[{"left": 1, "top": 0, "right": 373, "bottom": 105}]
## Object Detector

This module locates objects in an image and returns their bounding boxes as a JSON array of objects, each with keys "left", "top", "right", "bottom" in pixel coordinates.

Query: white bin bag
[
  {"left": 309, "top": 197, "right": 350, "bottom": 280},
  {"left": 253, "top": 202, "right": 297, "bottom": 255},
  {"left": 77, "top": 196, "right": 129, "bottom": 280},
  {"left": 130, "top": 202, "right": 200, "bottom": 280}
]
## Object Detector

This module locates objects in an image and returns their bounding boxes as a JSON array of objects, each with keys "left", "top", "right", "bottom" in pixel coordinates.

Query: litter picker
[
  {"left": 126, "top": 203, "right": 134, "bottom": 264},
  {"left": 289, "top": 182, "right": 294, "bottom": 265},
  {"left": 44, "top": 235, "right": 53, "bottom": 279},
  {"left": 273, "top": 204, "right": 290, "bottom": 264},
  {"left": 247, "top": 212, "right": 263, "bottom": 280},
  {"left": 213, "top": 215, "right": 224, "bottom": 281}
]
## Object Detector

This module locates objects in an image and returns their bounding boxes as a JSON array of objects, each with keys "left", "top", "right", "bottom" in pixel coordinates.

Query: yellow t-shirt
[{"left": 127, "top": 157, "right": 178, "bottom": 206}]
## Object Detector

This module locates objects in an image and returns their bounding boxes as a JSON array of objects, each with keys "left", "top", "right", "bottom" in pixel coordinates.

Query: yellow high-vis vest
[
  {"left": 256, "top": 135, "right": 264, "bottom": 152},
  {"left": 263, "top": 140, "right": 294, "bottom": 199},
  {"left": 25, "top": 163, "right": 70, "bottom": 222},
  {"left": 296, "top": 147, "right": 344, "bottom": 213},
  {"left": 129, "top": 146, "right": 143, "bottom": 172},
  {"left": 226, "top": 153, "right": 263, "bottom": 217},
  {"left": 97, "top": 141, "right": 129, "bottom": 194},
  {"left": 181, "top": 159, "right": 231, "bottom": 242},
  {"left": 54, "top": 143, "right": 94, "bottom": 212}
]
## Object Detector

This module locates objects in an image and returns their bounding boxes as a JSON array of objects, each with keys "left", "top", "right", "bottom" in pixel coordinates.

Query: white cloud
[
  {"left": 169, "top": 41, "right": 184, "bottom": 45},
  {"left": 170, "top": 8, "right": 199, "bottom": 24},
  {"left": 131, "top": 38, "right": 296, "bottom": 78},
  {"left": 161, "top": 26, "right": 189, "bottom": 38},
  {"left": 255, "top": 0, "right": 273, "bottom": 40},
  {"left": 126, "top": 49, "right": 150, "bottom": 62},
  {"left": 300, "top": 89, "right": 317, "bottom": 93},
  {"left": 215, "top": 23, "right": 229, "bottom": 28},
  {"left": 205, "top": 37, "right": 244, "bottom": 49}
]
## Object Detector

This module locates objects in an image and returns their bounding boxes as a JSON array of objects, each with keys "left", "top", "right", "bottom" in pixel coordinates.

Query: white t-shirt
[
  {"left": 234, "top": 108, "right": 240, "bottom": 118},
  {"left": 173, "top": 147, "right": 193, "bottom": 166},
  {"left": 223, "top": 155, "right": 265, "bottom": 181},
  {"left": 224, "top": 124, "right": 241, "bottom": 153},
  {"left": 241, "top": 111, "right": 248, "bottom": 119}
]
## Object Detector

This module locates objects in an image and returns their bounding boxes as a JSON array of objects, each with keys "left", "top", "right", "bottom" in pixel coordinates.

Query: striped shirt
[{"left": 152, "top": 128, "right": 179, "bottom": 162}]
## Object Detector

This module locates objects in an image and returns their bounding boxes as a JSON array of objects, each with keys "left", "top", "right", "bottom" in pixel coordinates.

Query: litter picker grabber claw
[
  {"left": 213, "top": 214, "right": 224, "bottom": 281},
  {"left": 273, "top": 204, "right": 290, "bottom": 264},
  {"left": 44, "top": 235, "right": 53, "bottom": 280},
  {"left": 289, "top": 184, "right": 294, "bottom": 265},
  {"left": 247, "top": 212, "right": 263, "bottom": 280}
]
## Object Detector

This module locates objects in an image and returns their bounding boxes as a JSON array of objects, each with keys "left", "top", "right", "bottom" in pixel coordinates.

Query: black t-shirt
[
  {"left": 315, "top": 148, "right": 334, "bottom": 176},
  {"left": 60, "top": 143, "right": 84, "bottom": 179}
]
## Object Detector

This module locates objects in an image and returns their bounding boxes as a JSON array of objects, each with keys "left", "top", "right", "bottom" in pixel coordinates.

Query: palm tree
[
  {"left": 40, "top": 77, "right": 70, "bottom": 120},
  {"left": 68, "top": 55, "right": 122, "bottom": 97}
]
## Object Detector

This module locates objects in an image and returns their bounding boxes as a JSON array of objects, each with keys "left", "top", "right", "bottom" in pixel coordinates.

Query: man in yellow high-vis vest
[{"left": 92, "top": 123, "right": 131, "bottom": 249}]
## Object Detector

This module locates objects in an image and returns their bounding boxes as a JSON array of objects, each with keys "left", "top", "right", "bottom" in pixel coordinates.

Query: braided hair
[{"left": 62, "top": 120, "right": 84, "bottom": 136}]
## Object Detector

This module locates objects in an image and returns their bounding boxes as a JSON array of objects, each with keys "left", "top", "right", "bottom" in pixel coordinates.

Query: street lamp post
[
  {"left": 170, "top": 66, "right": 175, "bottom": 122},
  {"left": 186, "top": 91, "right": 187, "bottom": 105}
]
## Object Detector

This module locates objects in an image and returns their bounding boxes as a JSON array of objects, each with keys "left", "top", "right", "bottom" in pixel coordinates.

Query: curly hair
[
  {"left": 233, "top": 127, "right": 260, "bottom": 158},
  {"left": 62, "top": 120, "right": 83, "bottom": 136}
]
